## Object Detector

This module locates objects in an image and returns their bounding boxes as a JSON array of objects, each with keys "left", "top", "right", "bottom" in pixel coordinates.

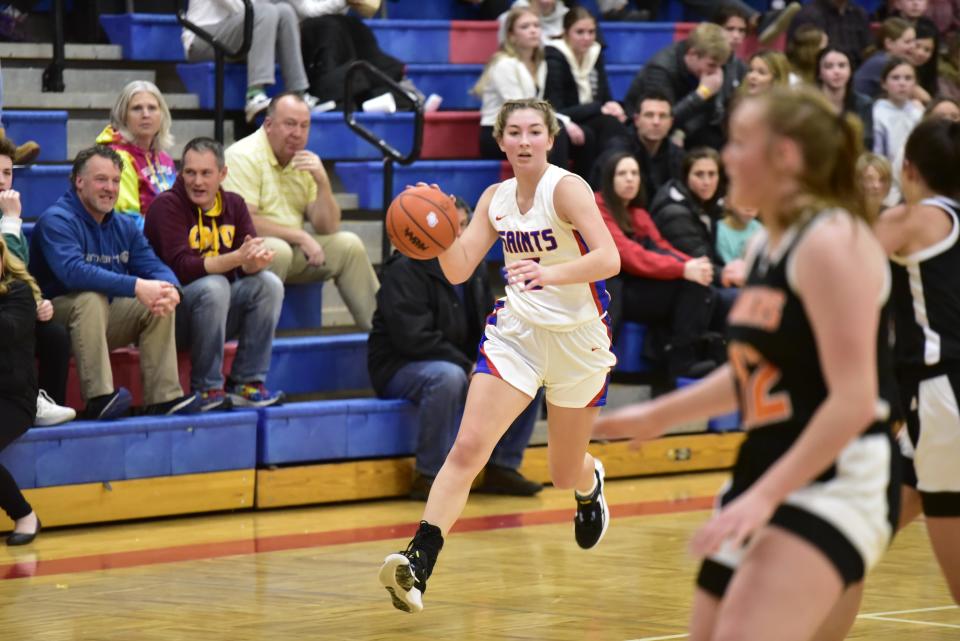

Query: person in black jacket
[
  {"left": 544, "top": 6, "right": 629, "bottom": 179},
  {"left": 650, "top": 147, "right": 724, "bottom": 269},
  {"left": 650, "top": 147, "right": 739, "bottom": 320},
  {"left": 623, "top": 22, "right": 736, "bottom": 150},
  {"left": 592, "top": 91, "right": 684, "bottom": 194},
  {"left": 0, "top": 235, "right": 42, "bottom": 545},
  {"left": 367, "top": 197, "right": 542, "bottom": 500}
]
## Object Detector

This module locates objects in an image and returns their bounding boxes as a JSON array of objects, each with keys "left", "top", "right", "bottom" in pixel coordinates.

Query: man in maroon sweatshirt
[{"left": 145, "top": 137, "right": 284, "bottom": 411}]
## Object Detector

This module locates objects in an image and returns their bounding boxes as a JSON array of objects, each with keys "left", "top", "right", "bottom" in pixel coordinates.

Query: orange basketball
[{"left": 386, "top": 186, "right": 459, "bottom": 260}]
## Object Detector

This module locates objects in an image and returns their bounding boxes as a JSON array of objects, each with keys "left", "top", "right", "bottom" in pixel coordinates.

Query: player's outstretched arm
[
  {"left": 439, "top": 183, "right": 500, "bottom": 284},
  {"left": 595, "top": 363, "right": 738, "bottom": 446}
]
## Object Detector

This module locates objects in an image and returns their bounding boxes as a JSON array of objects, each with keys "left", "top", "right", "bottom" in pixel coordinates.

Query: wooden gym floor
[{"left": 0, "top": 471, "right": 955, "bottom": 641}]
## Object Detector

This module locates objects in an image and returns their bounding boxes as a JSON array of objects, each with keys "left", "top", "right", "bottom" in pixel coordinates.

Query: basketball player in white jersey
[
  {"left": 597, "top": 87, "right": 898, "bottom": 641},
  {"left": 807, "top": 116, "right": 960, "bottom": 641},
  {"left": 378, "top": 98, "right": 620, "bottom": 614}
]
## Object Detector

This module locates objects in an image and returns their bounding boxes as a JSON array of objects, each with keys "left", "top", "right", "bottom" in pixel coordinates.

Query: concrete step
[
  {"left": 0, "top": 42, "right": 123, "bottom": 61},
  {"left": 2, "top": 66, "right": 156, "bottom": 96},
  {"left": 3, "top": 91, "right": 199, "bottom": 110},
  {"left": 67, "top": 119, "right": 236, "bottom": 161}
]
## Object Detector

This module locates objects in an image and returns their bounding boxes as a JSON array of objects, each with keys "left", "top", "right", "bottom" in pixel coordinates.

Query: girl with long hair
[
  {"left": 597, "top": 86, "right": 898, "bottom": 641},
  {"left": 475, "top": 7, "right": 571, "bottom": 166},
  {"left": 597, "top": 151, "right": 717, "bottom": 378},
  {"left": 0, "top": 235, "right": 43, "bottom": 545},
  {"left": 379, "top": 98, "right": 619, "bottom": 614},
  {"left": 544, "top": 6, "right": 629, "bottom": 178}
]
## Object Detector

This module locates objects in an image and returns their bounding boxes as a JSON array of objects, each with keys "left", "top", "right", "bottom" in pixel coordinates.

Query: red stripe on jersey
[{"left": 572, "top": 230, "right": 605, "bottom": 317}]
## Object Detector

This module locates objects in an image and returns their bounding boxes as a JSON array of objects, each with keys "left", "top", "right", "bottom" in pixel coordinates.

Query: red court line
[{"left": 0, "top": 495, "right": 713, "bottom": 581}]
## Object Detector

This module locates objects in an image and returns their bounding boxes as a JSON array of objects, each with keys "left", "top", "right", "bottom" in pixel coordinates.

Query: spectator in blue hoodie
[{"left": 29, "top": 145, "right": 200, "bottom": 420}]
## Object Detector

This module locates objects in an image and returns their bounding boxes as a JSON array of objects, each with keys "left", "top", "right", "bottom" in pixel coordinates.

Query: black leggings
[
  {"left": 0, "top": 399, "right": 32, "bottom": 522},
  {"left": 36, "top": 320, "right": 69, "bottom": 405}
]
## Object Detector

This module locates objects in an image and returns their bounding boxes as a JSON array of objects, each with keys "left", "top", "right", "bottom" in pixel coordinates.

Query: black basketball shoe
[
  {"left": 574, "top": 459, "right": 609, "bottom": 550},
  {"left": 379, "top": 521, "right": 444, "bottom": 613}
]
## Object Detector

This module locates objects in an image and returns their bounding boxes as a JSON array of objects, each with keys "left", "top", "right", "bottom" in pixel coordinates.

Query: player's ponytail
[{"left": 755, "top": 86, "right": 865, "bottom": 225}]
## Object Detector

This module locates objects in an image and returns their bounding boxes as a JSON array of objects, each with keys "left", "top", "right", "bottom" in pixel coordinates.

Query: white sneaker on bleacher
[
  {"left": 35, "top": 390, "right": 76, "bottom": 427},
  {"left": 244, "top": 92, "right": 271, "bottom": 123}
]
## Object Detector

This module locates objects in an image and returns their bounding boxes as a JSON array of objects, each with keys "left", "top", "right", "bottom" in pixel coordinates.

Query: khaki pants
[
  {"left": 263, "top": 231, "right": 379, "bottom": 331},
  {"left": 52, "top": 292, "right": 183, "bottom": 405}
]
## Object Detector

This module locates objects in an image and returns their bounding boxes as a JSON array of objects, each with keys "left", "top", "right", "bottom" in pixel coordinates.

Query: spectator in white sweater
[
  {"left": 476, "top": 6, "right": 572, "bottom": 165},
  {"left": 874, "top": 57, "right": 924, "bottom": 204}
]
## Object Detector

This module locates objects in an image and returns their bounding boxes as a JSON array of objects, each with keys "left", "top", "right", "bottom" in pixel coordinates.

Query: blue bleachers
[
  {"left": 601, "top": 24, "right": 677, "bottom": 65},
  {"left": 176, "top": 63, "right": 283, "bottom": 111},
  {"left": 405, "top": 64, "right": 483, "bottom": 110},
  {"left": 336, "top": 159, "right": 502, "bottom": 209},
  {"left": 612, "top": 321, "right": 654, "bottom": 374},
  {"left": 100, "top": 13, "right": 183, "bottom": 61},
  {"left": 17, "top": 165, "right": 70, "bottom": 219},
  {"left": 0, "top": 411, "right": 259, "bottom": 489},
  {"left": 276, "top": 282, "right": 324, "bottom": 331},
  {"left": 3, "top": 111, "right": 67, "bottom": 163},
  {"left": 266, "top": 333, "right": 371, "bottom": 394},
  {"left": 607, "top": 65, "right": 638, "bottom": 103},
  {"left": 371, "top": 20, "right": 450, "bottom": 63},
  {"left": 309, "top": 112, "right": 416, "bottom": 160},
  {"left": 258, "top": 399, "right": 417, "bottom": 465}
]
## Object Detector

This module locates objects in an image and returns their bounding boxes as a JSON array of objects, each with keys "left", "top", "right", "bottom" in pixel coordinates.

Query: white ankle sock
[{"left": 575, "top": 473, "right": 598, "bottom": 499}]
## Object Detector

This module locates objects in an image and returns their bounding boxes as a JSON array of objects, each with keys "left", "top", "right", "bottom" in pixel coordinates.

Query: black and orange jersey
[{"left": 725, "top": 211, "right": 894, "bottom": 485}]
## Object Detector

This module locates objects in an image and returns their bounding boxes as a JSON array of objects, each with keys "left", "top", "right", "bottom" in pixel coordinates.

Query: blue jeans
[
  {"left": 382, "top": 360, "right": 542, "bottom": 477},
  {"left": 176, "top": 272, "right": 284, "bottom": 392}
]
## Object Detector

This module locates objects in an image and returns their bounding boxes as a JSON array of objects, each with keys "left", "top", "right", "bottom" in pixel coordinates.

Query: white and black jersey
[{"left": 889, "top": 196, "right": 960, "bottom": 517}]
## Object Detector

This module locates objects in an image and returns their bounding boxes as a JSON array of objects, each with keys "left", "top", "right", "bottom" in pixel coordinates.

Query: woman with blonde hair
[
  {"left": 96, "top": 80, "right": 176, "bottom": 228},
  {"left": 475, "top": 7, "right": 571, "bottom": 166},
  {"left": 0, "top": 235, "right": 44, "bottom": 545},
  {"left": 857, "top": 152, "right": 894, "bottom": 218},
  {"left": 598, "top": 86, "right": 898, "bottom": 641},
  {"left": 742, "top": 50, "right": 791, "bottom": 95}
]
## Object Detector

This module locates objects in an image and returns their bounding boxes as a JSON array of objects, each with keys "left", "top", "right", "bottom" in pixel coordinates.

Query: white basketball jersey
[{"left": 488, "top": 164, "right": 610, "bottom": 330}]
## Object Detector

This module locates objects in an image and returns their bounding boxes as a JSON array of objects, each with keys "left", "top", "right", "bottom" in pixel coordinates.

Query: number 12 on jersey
[{"left": 729, "top": 342, "right": 793, "bottom": 429}]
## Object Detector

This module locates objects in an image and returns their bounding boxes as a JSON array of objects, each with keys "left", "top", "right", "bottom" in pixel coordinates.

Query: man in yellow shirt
[{"left": 223, "top": 92, "right": 379, "bottom": 330}]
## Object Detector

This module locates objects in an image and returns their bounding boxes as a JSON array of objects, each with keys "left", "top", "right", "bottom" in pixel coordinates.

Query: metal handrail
[
  {"left": 176, "top": 0, "right": 253, "bottom": 142},
  {"left": 42, "top": 0, "right": 65, "bottom": 92},
  {"left": 343, "top": 60, "right": 424, "bottom": 262}
]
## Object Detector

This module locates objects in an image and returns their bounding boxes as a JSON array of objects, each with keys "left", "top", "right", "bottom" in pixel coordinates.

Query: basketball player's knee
[{"left": 445, "top": 431, "right": 490, "bottom": 473}]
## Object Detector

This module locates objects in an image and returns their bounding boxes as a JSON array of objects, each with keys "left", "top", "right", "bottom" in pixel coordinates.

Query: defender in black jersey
[
  {"left": 873, "top": 117, "right": 960, "bottom": 608},
  {"left": 597, "top": 87, "right": 897, "bottom": 641}
]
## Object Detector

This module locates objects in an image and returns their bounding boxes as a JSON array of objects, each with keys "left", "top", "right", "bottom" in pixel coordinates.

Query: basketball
[{"left": 386, "top": 186, "right": 458, "bottom": 260}]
